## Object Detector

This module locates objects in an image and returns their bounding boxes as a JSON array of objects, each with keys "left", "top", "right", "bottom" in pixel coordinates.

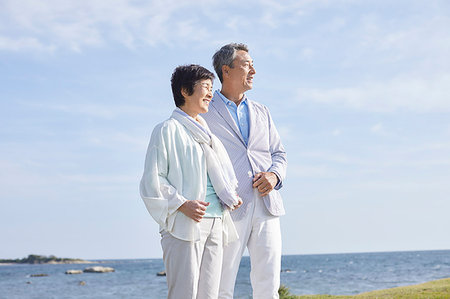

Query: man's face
[{"left": 226, "top": 50, "right": 256, "bottom": 93}]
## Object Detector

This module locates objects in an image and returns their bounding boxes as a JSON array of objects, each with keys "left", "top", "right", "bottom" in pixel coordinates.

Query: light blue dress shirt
[{"left": 217, "top": 91, "right": 249, "bottom": 145}]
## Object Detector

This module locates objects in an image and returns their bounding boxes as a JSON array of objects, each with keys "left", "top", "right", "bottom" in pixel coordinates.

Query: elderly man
[{"left": 202, "top": 43, "right": 287, "bottom": 299}]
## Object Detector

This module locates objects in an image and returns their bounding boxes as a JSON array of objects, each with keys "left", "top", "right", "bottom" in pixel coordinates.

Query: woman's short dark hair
[{"left": 171, "top": 64, "right": 215, "bottom": 107}]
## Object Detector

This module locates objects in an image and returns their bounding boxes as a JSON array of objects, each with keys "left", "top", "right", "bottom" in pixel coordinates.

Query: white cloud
[
  {"left": 290, "top": 164, "right": 340, "bottom": 179},
  {"left": 299, "top": 47, "right": 315, "bottom": 60},
  {"left": 370, "top": 123, "right": 383, "bottom": 134},
  {"left": 297, "top": 73, "right": 450, "bottom": 112},
  {"left": 0, "top": 0, "right": 212, "bottom": 52},
  {"left": 0, "top": 35, "right": 55, "bottom": 52},
  {"left": 21, "top": 100, "right": 155, "bottom": 120},
  {"left": 298, "top": 150, "right": 367, "bottom": 165},
  {"left": 359, "top": 14, "right": 450, "bottom": 61},
  {"left": 286, "top": 3, "right": 450, "bottom": 113},
  {"left": 0, "top": 0, "right": 360, "bottom": 52},
  {"left": 82, "top": 131, "right": 149, "bottom": 151},
  {"left": 0, "top": 160, "right": 49, "bottom": 194},
  {"left": 332, "top": 129, "right": 341, "bottom": 136},
  {"left": 50, "top": 103, "right": 152, "bottom": 119},
  {"left": 61, "top": 173, "right": 136, "bottom": 185},
  {"left": 276, "top": 125, "right": 297, "bottom": 142}
]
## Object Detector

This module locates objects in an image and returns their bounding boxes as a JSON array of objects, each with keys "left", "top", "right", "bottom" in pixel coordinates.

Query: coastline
[
  {"left": 0, "top": 260, "right": 97, "bottom": 265},
  {"left": 0, "top": 261, "right": 96, "bottom": 266},
  {"left": 1, "top": 252, "right": 448, "bottom": 299},
  {"left": 0, "top": 254, "right": 96, "bottom": 265}
]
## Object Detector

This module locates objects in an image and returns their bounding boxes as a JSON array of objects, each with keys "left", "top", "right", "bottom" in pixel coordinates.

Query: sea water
[{"left": 1, "top": 250, "right": 449, "bottom": 298}]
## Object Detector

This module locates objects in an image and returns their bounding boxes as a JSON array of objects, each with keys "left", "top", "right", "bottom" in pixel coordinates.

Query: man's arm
[{"left": 253, "top": 106, "right": 287, "bottom": 196}]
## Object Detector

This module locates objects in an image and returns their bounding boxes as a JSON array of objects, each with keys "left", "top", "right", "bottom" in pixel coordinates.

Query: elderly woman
[{"left": 140, "top": 64, "right": 242, "bottom": 299}]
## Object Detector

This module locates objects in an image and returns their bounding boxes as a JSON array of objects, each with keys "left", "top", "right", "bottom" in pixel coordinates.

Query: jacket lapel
[
  {"left": 246, "top": 99, "right": 255, "bottom": 147},
  {"left": 210, "top": 92, "right": 246, "bottom": 146}
]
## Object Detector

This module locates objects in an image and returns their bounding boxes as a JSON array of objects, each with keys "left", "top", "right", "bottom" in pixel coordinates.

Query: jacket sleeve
[
  {"left": 265, "top": 106, "right": 287, "bottom": 190},
  {"left": 139, "top": 124, "right": 187, "bottom": 228}
]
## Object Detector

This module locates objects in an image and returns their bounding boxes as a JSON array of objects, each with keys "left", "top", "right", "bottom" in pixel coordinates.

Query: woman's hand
[
  {"left": 178, "top": 200, "right": 209, "bottom": 222},
  {"left": 232, "top": 197, "right": 243, "bottom": 210}
]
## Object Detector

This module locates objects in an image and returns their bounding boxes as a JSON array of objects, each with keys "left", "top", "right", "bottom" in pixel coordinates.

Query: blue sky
[{"left": 1, "top": 0, "right": 449, "bottom": 259}]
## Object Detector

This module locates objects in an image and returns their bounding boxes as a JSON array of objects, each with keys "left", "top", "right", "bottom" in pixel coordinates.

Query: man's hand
[
  {"left": 252, "top": 172, "right": 278, "bottom": 196},
  {"left": 178, "top": 200, "right": 209, "bottom": 222}
]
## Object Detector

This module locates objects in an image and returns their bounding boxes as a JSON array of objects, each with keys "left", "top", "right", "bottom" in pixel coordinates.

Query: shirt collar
[{"left": 216, "top": 90, "right": 248, "bottom": 108}]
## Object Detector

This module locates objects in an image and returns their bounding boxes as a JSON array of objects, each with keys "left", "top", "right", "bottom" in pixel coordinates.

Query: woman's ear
[{"left": 181, "top": 88, "right": 189, "bottom": 99}]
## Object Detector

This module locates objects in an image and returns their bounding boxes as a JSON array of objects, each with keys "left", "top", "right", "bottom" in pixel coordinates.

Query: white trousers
[
  {"left": 219, "top": 192, "right": 282, "bottom": 299},
  {"left": 161, "top": 217, "right": 223, "bottom": 299}
]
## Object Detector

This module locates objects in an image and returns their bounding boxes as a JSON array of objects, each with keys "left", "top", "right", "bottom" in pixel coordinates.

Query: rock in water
[
  {"left": 156, "top": 271, "right": 166, "bottom": 276},
  {"left": 65, "top": 270, "right": 83, "bottom": 274},
  {"left": 30, "top": 273, "right": 48, "bottom": 277},
  {"left": 83, "top": 266, "right": 115, "bottom": 273}
]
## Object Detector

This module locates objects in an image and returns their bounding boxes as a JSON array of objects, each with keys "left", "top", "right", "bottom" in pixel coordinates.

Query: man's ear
[{"left": 222, "top": 65, "right": 230, "bottom": 78}]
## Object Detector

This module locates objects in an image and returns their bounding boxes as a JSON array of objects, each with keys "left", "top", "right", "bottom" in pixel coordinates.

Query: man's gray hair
[{"left": 212, "top": 43, "right": 249, "bottom": 83}]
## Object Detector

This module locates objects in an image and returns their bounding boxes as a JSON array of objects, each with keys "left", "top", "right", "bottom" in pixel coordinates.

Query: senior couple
[{"left": 140, "top": 43, "right": 287, "bottom": 299}]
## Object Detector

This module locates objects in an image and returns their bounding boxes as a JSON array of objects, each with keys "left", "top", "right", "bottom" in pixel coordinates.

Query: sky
[{"left": 1, "top": 0, "right": 450, "bottom": 260}]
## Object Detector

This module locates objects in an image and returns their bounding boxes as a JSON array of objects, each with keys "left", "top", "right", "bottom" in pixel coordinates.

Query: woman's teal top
[{"left": 204, "top": 175, "right": 224, "bottom": 217}]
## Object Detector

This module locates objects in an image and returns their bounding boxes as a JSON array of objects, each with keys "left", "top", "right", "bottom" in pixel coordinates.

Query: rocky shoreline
[{"left": 0, "top": 254, "right": 96, "bottom": 265}]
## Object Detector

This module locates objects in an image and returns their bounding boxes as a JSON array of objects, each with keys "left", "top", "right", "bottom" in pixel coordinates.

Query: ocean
[{"left": 1, "top": 250, "right": 449, "bottom": 298}]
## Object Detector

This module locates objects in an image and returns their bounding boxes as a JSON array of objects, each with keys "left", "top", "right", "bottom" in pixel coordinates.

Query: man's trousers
[{"left": 219, "top": 192, "right": 282, "bottom": 299}]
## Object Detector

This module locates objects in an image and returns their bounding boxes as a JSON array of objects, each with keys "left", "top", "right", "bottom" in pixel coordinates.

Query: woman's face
[{"left": 181, "top": 79, "right": 213, "bottom": 118}]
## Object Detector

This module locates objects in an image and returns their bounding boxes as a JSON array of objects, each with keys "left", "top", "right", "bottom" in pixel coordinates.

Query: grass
[{"left": 279, "top": 278, "right": 450, "bottom": 299}]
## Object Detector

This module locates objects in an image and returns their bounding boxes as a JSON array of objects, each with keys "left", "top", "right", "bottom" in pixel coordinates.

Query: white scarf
[{"left": 171, "top": 108, "right": 240, "bottom": 209}]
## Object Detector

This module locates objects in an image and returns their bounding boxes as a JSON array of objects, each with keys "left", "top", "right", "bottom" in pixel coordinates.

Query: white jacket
[
  {"left": 140, "top": 116, "right": 238, "bottom": 244},
  {"left": 203, "top": 92, "right": 287, "bottom": 220}
]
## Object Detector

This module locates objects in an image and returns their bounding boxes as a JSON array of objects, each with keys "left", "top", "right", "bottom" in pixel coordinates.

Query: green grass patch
[{"left": 280, "top": 277, "right": 450, "bottom": 299}]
